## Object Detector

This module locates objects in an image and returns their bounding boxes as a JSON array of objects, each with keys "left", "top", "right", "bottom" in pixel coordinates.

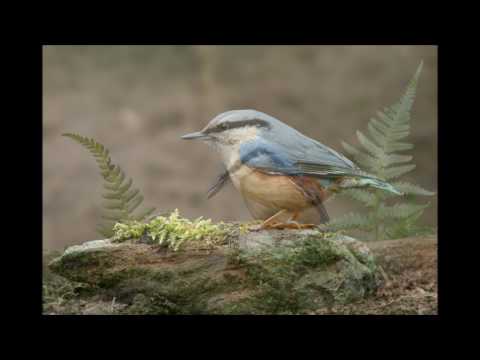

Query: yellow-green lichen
[{"left": 112, "top": 209, "right": 227, "bottom": 251}]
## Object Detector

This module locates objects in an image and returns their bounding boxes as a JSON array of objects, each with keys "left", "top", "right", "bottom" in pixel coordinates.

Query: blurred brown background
[{"left": 43, "top": 45, "right": 437, "bottom": 250}]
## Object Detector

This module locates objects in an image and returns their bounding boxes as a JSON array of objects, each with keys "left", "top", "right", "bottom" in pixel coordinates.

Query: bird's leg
[
  {"left": 250, "top": 210, "right": 318, "bottom": 231},
  {"left": 269, "top": 211, "right": 317, "bottom": 230},
  {"left": 260, "top": 209, "right": 288, "bottom": 228},
  {"left": 290, "top": 211, "right": 317, "bottom": 229},
  {"left": 249, "top": 209, "right": 288, "bottom": 231},
  {"left": 290, "top": 211, "right": 299, "bottom": 221},
  {"left": 270, "top": 211, "right": 301, "bottom": 229}
]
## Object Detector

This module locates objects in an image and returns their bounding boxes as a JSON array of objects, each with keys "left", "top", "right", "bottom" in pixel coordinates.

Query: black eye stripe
[{"left": 205, "top": 119, "right": 271, "bottom": 134}]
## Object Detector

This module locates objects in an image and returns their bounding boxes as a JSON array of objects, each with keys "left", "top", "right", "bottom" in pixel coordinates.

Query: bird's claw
[{"left": 250, "top": 221, "right": 317, "bottom": 231}]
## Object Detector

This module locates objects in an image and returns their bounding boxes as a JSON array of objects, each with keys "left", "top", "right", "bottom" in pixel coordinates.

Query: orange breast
[{"left": 230, "top": 165, "right": 314, "bottom": 212}]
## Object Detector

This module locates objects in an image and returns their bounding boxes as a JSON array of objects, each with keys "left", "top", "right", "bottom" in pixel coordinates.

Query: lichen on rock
[
  {"left": 227, "top": 232, "right": 381, "bottom": 313},
  {"left": 47, "top": 220, "right": 383, "bottom": 315}
]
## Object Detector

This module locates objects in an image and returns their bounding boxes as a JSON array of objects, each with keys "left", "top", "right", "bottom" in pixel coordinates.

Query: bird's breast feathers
[{"left": 230, "top": 164, "right": 318, "bottom": 211}]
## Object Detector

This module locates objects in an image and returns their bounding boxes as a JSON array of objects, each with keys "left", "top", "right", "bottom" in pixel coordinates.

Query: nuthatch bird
[{"left": 182, "top": 110, "right": 402, "bottom": 229}]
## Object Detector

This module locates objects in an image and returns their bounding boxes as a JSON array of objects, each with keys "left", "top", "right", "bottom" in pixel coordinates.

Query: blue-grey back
[{"left": 236, "top": 110, "right": 357, "bottom": 173}]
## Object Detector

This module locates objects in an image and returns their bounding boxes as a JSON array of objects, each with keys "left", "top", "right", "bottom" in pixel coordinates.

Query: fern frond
[
  {"left": 102, "top": 192, "right": 122, "bottom": 200},
  {"left": 104, "top": 165, "right": 122, "bottom": 183},
  {"left": 63, "top": 133, "right": 156, "bottom": 237},
  {"left": 101, "top": 199, "right": 125, "bottom": 210},
  {"left": 117, "top": 178, "right": 133, "bottom": 195},
  {"left": 341, "top": 141, "right": 360, "bottom": 156},
  {"left": 383, "top": 207, "right": 434, "bottom": 240},
  {"left": 383, "top": 164, "right": 416, "bottom": 180},
  {"left": 341, "top": 189, "right": 377, "bottom": 207},
  {"left": 383, "top": 153, "right": 413, "bottom": 166},
  {"left": 342, "top": 63, "right": 423, "bottom": 179},
  {"left": 367, "top": 121, "right": 386, "bottom": 147},
  {"left": 103, "top": 182, "right": 120, "bottom": 191},
  {"left": 127, "top": 194, "right": 144, "bottom": 213},
  {"left": 124, "top": 188, "right": 140, "bottom": 203},
  {"left": 356, "top": 130, "right": 383, "bottom": 158},
  {"left": 376, "top": 203, "right": 429, "bottom": 220},
  {"left": 391, "top": 182, "right": 435, "bottom": 196},
  {"left": 324, "top": 212, "right": 374, "bottom": 232},
  {"left": 334, "top": 62, "right": 435, "bottom": 240},
  {"left": 384, "top": 141, "right": 414, "bottom": 153},
  {"left": 101, "top": 209, "right": 128, "bottom": 221},
  {"left": 132, "top": 207, "right": 156, "bottom": 221},
  {"left": 369, "top": 117, "right": 389, "bottom": 135},
  {"left": 341, "top": 141, "right": 379, "bottom": 171},
  {"left": 342, "top": 61, "right": 422, "bottom": 168}
]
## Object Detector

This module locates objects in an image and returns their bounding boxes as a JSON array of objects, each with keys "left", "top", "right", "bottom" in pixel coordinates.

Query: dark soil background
[{"left": 43, "top": 45, "right": 437, "bottom": 250}]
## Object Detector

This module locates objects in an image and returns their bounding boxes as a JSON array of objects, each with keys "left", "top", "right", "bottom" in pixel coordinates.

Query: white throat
[{"left": 208, "top": 126, "right": 259, "bottom": 170}]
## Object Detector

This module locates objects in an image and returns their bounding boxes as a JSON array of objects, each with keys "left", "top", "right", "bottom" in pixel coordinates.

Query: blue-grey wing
[
  {"left": 239, "top": 137, "right": 362, "bottom": 178},
  {"left": 238, "top": 140, "right": 296, "bottom": 174}
]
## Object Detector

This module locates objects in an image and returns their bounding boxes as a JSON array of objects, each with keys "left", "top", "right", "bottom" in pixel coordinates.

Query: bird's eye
[
  {"left": 216, "top": 123, "right": 229, "bottom": 132},
  {"left": 207, "top": 122, "right": 234, "bottom": 134}
]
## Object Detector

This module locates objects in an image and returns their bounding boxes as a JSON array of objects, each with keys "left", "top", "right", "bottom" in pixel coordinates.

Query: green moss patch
[
  {"left": 221, "top": 232, "right": 380, "bottom": 314},
  {"left": 112, "top": 209, "right": 229, "bottom": 251},
  {"left": 47, "top": 225, "right": 382, "bottom": 314}
]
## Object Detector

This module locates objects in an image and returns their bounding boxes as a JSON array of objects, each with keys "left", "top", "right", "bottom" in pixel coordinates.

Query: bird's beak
[{"left": 181, "top": 131, "right": 211, "bottom": 140}]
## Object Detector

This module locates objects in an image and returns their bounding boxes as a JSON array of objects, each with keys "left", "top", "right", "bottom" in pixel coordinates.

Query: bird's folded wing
[
  {"left": 293, "top": 161, "right": 374, "bottom": 179},
  {"left": 239, "top": 139, "right": 365, "bottom": 179}
]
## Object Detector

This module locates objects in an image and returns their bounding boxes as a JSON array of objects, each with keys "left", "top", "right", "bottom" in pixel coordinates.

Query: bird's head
[{"left": 181, "top": 110, "right": 276, "bottom": 151}]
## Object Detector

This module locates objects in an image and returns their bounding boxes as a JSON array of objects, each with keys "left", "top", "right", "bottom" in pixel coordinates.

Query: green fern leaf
[
  {"left": 104, "top": 166, "right": 122, "bottom": 183},
  {"left": 341, "top": 141, "right": 379, "bottom": 171},
  {"left": 367, "top": 122, "right": 386, "bottom": 147},
  {"left": 109, "top": 170, "right": 126, "bottom": 187},
  {"left": 101, "top": 199, "right": 124, "bottom": 210},
  {"left": 334, "top": 62, "right": 435, "bottom": 240},
  {"left": 127, "top": 195, "right": 144, "bottom": 213},
  {"left": 391, "top": 182, "right": 436, "bottom": 196},
  {"left": 389, "top": 127, "right": 411, "bottom": 140},
  {"left": 117, "top": 178, "right": 133, "bottom": 195},
  {"left": 341, "top": 141, "right": 360, "bottom": 156},
  {"left": 325, "top": 212, "right": 374, "bottom": 232},
  {"left": 102, "top": 192, "right": 122, "bottom": 200},
  {"left": 383, "top": 164, "right": 416, "bottom": 179},
  {"left": 369, "top": 117, "right": 389, "bottom": 135},
  {"left": 101, "top": 209, "right": 128, "bottom": 221},
  {"left": 103, "top": 181, "right": 120, "bottom": 191},
  {"left": 384, "top": 141, "right": 414, "bottom": 153},
  {"left": 376, "top": 111, "right": 410, "bottom": 130},
  {"left": 98, "top": 162, "right": 110, "bottom": 171},
  {"left": 384, "top": 210, "right": 434, "bottom": 240},
  {"left": 356, "top": 130, "right": 383, "bottom": 157},
  {"left": 341, "top": 189, "right": 377, "bottom": 207},
  {"left": 124, "top": 188, "right": 140, "bottom": 203},
  {"left": 383, "top": 153, "right": 413, "bottom": 166},
  {"left": 132, "top": 207, "right": 156, "bottom": 221},
  {"left": 377, "top": 203, "right": 429, "bottom": 220},
  {"left": 63, "top": 133, "right": 156, "bottom": 238}
]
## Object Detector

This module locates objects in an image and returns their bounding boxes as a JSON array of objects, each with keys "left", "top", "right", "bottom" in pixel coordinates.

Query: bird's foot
[
  {"left": 251, "top": 221, "right": 317, "bottom": 231},
  {"left": 270, "top": 221, "right": 317, "bottom": 230}
]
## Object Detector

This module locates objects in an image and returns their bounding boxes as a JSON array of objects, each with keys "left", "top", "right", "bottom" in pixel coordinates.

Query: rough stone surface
[{"left": 46, "top": 228, "right": 384, "bottom": 314}]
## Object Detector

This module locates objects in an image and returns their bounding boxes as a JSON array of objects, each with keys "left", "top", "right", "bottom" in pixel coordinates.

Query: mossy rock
[{"left": 47, "top": 227, "right": 382, "bottom": 314}]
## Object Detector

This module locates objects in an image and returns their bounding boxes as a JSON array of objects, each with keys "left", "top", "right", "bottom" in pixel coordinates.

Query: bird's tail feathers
[{"left": 340, "top": 175, "right": 403, "bottom": 196}]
